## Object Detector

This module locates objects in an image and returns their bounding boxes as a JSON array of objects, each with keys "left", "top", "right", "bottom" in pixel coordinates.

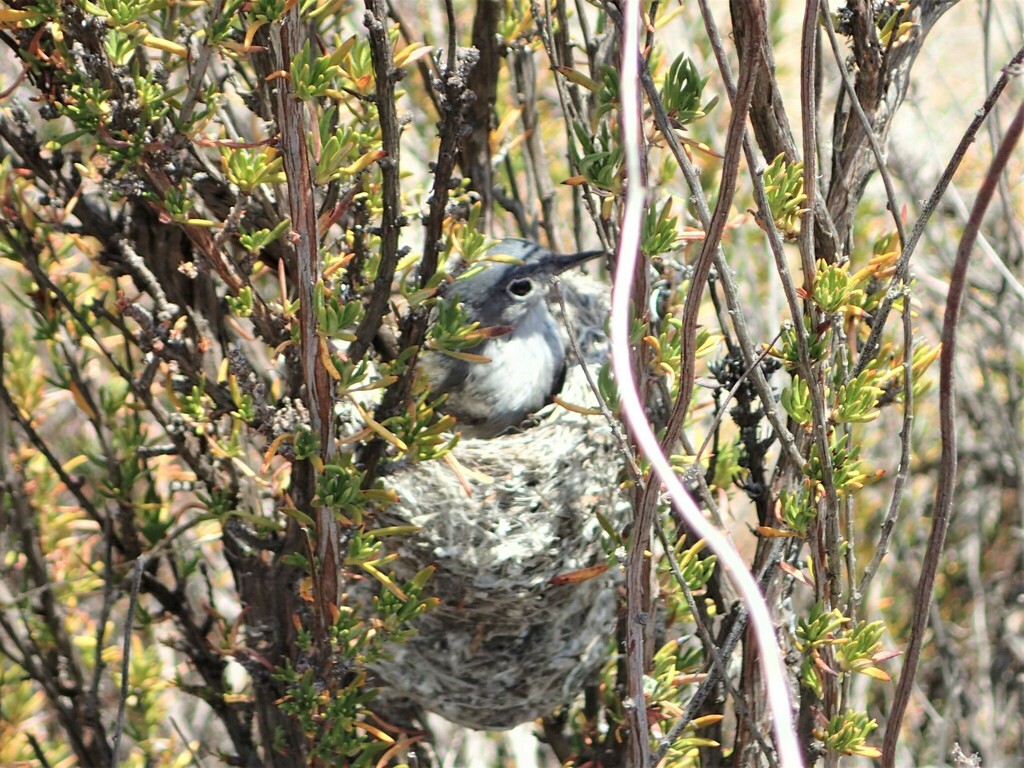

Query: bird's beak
[{"left": 547, "top": 249, "right": 607, "bottom": 275}]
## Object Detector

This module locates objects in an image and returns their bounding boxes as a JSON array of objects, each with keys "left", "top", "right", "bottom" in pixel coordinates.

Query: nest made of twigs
[{"left": 371, "top": 278, "right": 625, "bottom": 730}]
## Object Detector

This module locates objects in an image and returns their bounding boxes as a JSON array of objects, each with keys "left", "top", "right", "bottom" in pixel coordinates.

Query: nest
[{"left": 371, "top": 279, "right": 625, "bottom": 730}]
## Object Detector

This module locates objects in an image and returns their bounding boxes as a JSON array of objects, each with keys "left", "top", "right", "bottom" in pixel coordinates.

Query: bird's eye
[{"left": 507, "top": 278, "right": 534, "bottom": 298}]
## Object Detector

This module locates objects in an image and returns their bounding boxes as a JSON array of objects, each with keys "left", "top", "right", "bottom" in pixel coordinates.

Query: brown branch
[
  {"left": 0, "top": 402, "right": 112, "bottom": 765},
  {"left": 857, "top": 290, "right": 915, "bottom": 600},
  {"left": 652, "top": 1, "right": 760, "bottom": 506},
  {"left": 882, "top": 93, "right": 1024, "bottom": 768},
  {"left": 799, "top": 0, "right": 841, "bottom": 669},
  {"left": 462, "top": 0, "right": 502, "bottom": 225},
  {"left": 348, "top": 0, "right": 405, "bottom": 362},
  {"left": 667, "top": 0, "right": 804, "bottom": 471},
  {"left": 111, "top": 556, "right": 146, "bottom": 767},
  {"left": 821, "top": 0, "right": 961, "bottom": 258},
  {"left": 271, "top": 6, "right": 341, "bottom": 672},
  {"left": 360, "top": 31, "right": 477, "bottom": 482}
]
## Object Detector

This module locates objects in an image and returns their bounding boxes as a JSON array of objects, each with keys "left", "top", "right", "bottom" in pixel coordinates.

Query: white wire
[{"left": 610, "top": 2, "right": 804, "bottom": 765}]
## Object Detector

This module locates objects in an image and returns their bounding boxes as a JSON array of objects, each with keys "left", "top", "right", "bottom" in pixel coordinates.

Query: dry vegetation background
[{"left": 0, "top": 0, "right": 1022, "bottom": 766}]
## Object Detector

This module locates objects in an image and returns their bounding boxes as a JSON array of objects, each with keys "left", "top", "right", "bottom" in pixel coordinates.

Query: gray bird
[{"left": 422, "top": 238, "right": 604, "bottom": 439}]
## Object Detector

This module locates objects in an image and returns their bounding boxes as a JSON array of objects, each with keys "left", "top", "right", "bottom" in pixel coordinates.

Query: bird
[{"left": 421, "top": 238, "right": 605, "bottom": 439}]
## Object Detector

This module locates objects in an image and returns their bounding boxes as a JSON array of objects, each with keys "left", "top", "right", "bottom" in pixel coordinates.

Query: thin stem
[
  {"left": 818, "top": 0, "right": 907, "bottom": 251},
  {"left": 553, "top": 279, "right": 644, "bottom": 485},
  {"left": 652, "top": 1, "right": 803, "bottom": 470},
  {"left": 111, "top": 555, "right": 147, "bottom": 768},
  {"left": 652, "top": 540, "right": 787, "bottom": 764},
  {"left": 271, "top": 5, "right": 340, "bottom": 620},
  {"left": 858, "top": 288, "right": 915, "bottom": 599},
  {"left": 349, "top": 0, "right": 405, "bottom": 362},
  {"left": 654, "top": 522, "right": 780, "bottom": 768},
  {"left": 694, "top": 332, "right": 782, "bottom": 464},
  {"left": 882, "top": 95, "right": 1024, "bottom": 767}
]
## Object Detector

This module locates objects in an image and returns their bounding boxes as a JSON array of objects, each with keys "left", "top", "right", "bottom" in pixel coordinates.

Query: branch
[
  {"left": 271, "top": 7, "right": 341, "bottom": 625},
  {"left": 650, "top": 1, "right": 804, "bottom": 470},
  {"left": 349, "top": 0, "right": 405, "bottom": 362},
  {"left": 111, "top": 556, "right": 146, "bottom": 768},
  {"left": 881, "top": 92, "right": 1024, "bottom": 768}
]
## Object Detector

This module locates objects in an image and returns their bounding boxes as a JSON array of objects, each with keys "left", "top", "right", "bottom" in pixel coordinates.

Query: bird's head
[{"left": 444, "top": 238, "right": 604, "bottom": 328}]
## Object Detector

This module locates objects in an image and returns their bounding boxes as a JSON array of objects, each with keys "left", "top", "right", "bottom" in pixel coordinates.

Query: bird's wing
[
  {"left": 421, "top": 350, "right": 471, "bottom": 398},
  {"left": 547, "top": 358, "right": 569, "bottom": 405}
]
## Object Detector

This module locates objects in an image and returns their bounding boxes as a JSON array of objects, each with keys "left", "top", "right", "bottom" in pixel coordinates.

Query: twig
[
  {"left": 694, "top": 332, "right": 782, "bottom": 464},
  {"left": 652, "top": 540, "right": 787, "bottom": 764},
  {"left": 385, "top": 0, "right": 442, "bottom": 115},
  {"left": 799, "top": 0, "right": 842, "bottom": 624},
  {"left": 0, "top": 316, "right": 107, "bottom": 527},
  {"left": 857, "top": 287, "right": 914, "bottom": 599},
  {"left": 532, "top": 1, "right": 615, "bottom": 251},
  {"left": 179, "top": 0, "right": 226, "bottom": 127},
  {"left": 170, "top": 717, "right": 207, "bottom": 768},
  {"left": 26, "top": 733, "right": 53, "bottom": 768},
  {"left": 360, "top": 0, "right": 474, "bottom": 482},
  {"left": 656, "top": 1, "right": 759, "bottom": 471},
  {"left": 349, "top": 0, "right": 405, "bottom": 362},
  {"left": 653, "top": 522, "right": 780, "bottom": 768},
  {"left": 512, "top": 47, "right": 559, "bottom": 242},
  {"left": 462, "top": 0, "right": 502, "bottom": 226},
  {"left": 638, "top": 30, "right": 803, "bottom": 472},
  {"left": 881, "top": 95, "right": 1024, "bottom": 767},
  {"left": 111, "top": 555, "right": 147, "bottom": 768},
  {"left": 270, "top": 5, "right": 340, "bottom": 620}
]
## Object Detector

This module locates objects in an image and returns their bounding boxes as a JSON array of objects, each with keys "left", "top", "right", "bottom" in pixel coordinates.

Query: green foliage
[
  {"left": 221, "top": 146, "right": 286, "bottom": 194},
  {"left": 795, "top": 603, "right": 849, "bottom": 698},
  {"left": 557, "top": 63, "right": 620, "bottom": 122},
  {"left": 768, "top": 318, "right": 832, "bottom": 371},
  {"left": 226, "top": 285, "right": 255, "bottom": 317},
  {"left": 660, "top": 538, "right": 717, "bottom": 624},
  {"left": 817, "top": 710, "right": 881, "bottom": 759},
  {"left": 838, "top": 620, "right": 895, "bottom": 682},
  {"left": 239, "top": 218, "right": 292, "bottom": 256},
  {"left": 811, "top": 260, "right": 858, "bottom": 315},
  {"left": 570, "top": 120, "right": 623, "bottom": 194},
  {"left": 782, "top": 374, "right": 813, "bottom": 425},
  {"left": 643, "top": 198, "right": 683, "bottom": 256},
  {"left": 314, "top": 106, "right": 384, "bottom": 185},
  {"left": 315, "top": 459, "right": 396, "bottom": 525},
  {"left": 806, "top": 432, "right": 877, "bottom": 495},
  {"left": 645, "top": 321, "right": 720, "bottom": 397},
  {"left": 832, "top": 369, "right": 885, "bottom": 424},
  {"left": 249, "top": 0, "right": 287, "bottom": 24},
  {"left": 761, "top": 153, "right": 807, "bottom": 238},
  {"left": 291, "top": 38, "right": 348, "bottom": 101},
  {"left": 272, "top": 562, "right": 435, "bottom": 764},
  {"left": 659, "top": 53, "right": 719, "bottom": 127},
  {"left": 313, "top": 279, "right": 363, "bottom": 339},
  {"left": 424, "top": 273, "right": 511, "bottom": 360},
  {"left": 777, "top": 487, "right": 818, "bottom": 536}
]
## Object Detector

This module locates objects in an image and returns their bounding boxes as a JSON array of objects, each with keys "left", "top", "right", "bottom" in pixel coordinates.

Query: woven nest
[{"left": 371, "top": 279, "right": 625, "bottom": 730}]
